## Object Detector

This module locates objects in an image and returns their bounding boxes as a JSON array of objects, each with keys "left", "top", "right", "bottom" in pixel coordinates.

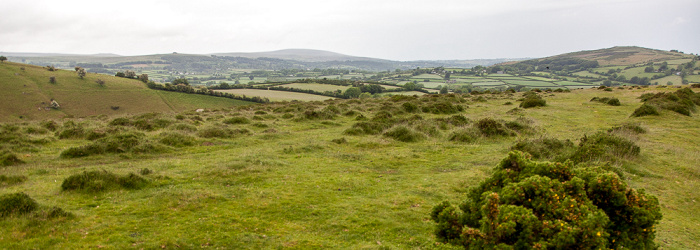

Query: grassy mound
[
  {"left": 0, "top": 174, "right": 28, "bottom": 187},
  {"left": 0, "top": 193, "right": 38, "bottom": 217},
  {"left": 590, "top": 97, "right": 621, "bottom": 106},
  {"left": 61, "top": 170, "right": 148, "bottom": 193},
  {"left": 383, "top": 126, "right": 425, "bottom": 142},
  {"left": 634, "top": 88, "right": 700, "bottom": 116}
]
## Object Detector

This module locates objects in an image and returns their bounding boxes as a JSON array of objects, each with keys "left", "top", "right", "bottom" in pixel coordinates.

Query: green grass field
[
  {"left": 1, "top": 86, "right": 699, "bottom": 248},
  {"left": 0, "top": 62, "right": 252, "bottom": 122}
]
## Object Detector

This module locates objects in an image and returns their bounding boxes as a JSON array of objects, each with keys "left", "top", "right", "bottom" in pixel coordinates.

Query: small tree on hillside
[
  {"left": 139, "top": 74, "right": 149, "bottom": 83},
  {"left": 124, "top": 70, "right": 136, "bottom": 79},
  {"left": 76, "top": 67, "right": 87, "bottom": 79},
  {"left": 0, "top": 56, "right": 7, "bottom": 63},
  {"left": 49, "top": 76, "right": 56, "bottom": 84}
]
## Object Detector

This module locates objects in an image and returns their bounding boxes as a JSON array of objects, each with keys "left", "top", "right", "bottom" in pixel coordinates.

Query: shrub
[
  {"left": 109, "top": 117, "right": 132, "bottom": 126},
  {"left": 344, "top": 122, "right": 391, "bottom": 135},
  {"left": 590, "top": 97, "right": 621, "bottom": 106},
  {"left": 61, "top": 170, "right": 147, "bottom": 192},
  {"left": 383, "top": 126, "right": 425, "bottom": 142},
  {"left": 402, "top": 102, "right": 419, "bottom": 113},
  {"left": 331, "top": 137, "right": 347, "bottom": 144},
  {"left": 422, "top": 102, "right": 464, "bottom": 114},
  {"left": 631, "top": 104, "right": 659, "bottom": 117},
  {"left": 171, "top": 123, "right": 197, "bottom": 132},
  {"left": 196, "top": 127, "right": 250, "bottom": 138},
  {"left": 475, "top": 118, "right": 512, "bottom": 137},
  {"left": 0, "top": 193, "right": 38, "bottom": 217},
  {"left": 158, "top": 132, "right": 196, "bottom": 147},
  {"left": 0, "top": 150, "right": 24, "bottom": 166},
  {"left": 223, "top": 117, "right": 250, "bottom": 125},
  {"left": 0, "top": 175, "right": 28, "bottom": 187},
  {"left": 60, "top": 132, "right": 146, "bottom": 158},
  {"left": 40, "top": 121, "right": 59, "bottom": 131},
  {"left": 57, "top": 126, "right": 86, "bottom": 139},
  {"left": 608, "top": 123, "right": 646, "bottom": 134},
  {"left": 520, "top": 96, "right": 546, "bottom": 108},
  {"left": 431, "top": 151, "right": 662, "bottom": 249},
  {"left": 511, "top": 137, "right": 575, "bottom": 160},
  {"left": 569, "top": 132, "right": 640, "bottom": 163},
  {"left": 448, "top": 130, "right": 478, "bottom": 143},
  {"left": 139, "top": 168, "right": 153, "bottom": 175},
  {"left": 303, "top": 109, "right": 336, "bottom": 120}
]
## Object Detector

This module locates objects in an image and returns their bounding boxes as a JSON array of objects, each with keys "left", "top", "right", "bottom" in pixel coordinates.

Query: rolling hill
[{"left": 0, "top": 62, "right": 253, "bottom": 122}]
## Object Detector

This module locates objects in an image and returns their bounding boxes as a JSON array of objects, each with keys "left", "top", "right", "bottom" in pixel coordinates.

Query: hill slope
[
  {"left": 0, "top": 62, "right": 253, "bottom": 122},
  {"left": 546, "top": 46, "right": 693, "bottom": 66}
]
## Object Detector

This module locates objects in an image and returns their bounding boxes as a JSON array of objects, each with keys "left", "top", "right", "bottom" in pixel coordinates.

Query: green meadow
[{"left": 1, "top": 84, "right": 699, "bottom": 248}]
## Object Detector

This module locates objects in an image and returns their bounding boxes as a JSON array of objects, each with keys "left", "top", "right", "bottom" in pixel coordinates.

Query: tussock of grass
[
  {"left": 0, "top": 174, "right": 28, "bottom": 187},
  {"left": 158, "top": 132, "right": 196, "bottom": 147},
  {"left": 223, "top": 117, "right": 250, "bottom": 125},
  {"left": 60, "top": 131, "right": 155, "bottom": 158},
  {"left": 448, "top": 129, "right": 479, "bottom": 143},
  {"left": 569, "top": 132, "right": 640, "bottom": 163},
  {"left": 634, "top": 88, "right": 700, "bottom": 116},
  {"left": 519, "top": 92, "right": 547, "bottom": 108},
  {"left": 0, "top": 150, "right": 24, "bottom": 166},
  {"left": 61, "top": 170, "right": 148, "bottom": 193},
  {"left": 590, "top": 97, "right": 621, "bottom": 106},
  {"left": 196, "top": 127, "right": 250, "bottom": 139},
  {"left": 383, "top": 126, "right": 425, "bottom": 142},
  {"left": 511, "top": 137, "right": 575, "bottom": 160},
  {"left": 0, "top": 192, "right": 38, "bottom": 217}
]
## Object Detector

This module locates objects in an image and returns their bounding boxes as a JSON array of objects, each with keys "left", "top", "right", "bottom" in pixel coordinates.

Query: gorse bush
[
  {"left": 158, "top": 132, "right": 196, "bottom": 147},
  {"left": 421, "top": 101, "right": 464, "bottom": 114},
  {"left": 511, "top": 137, "right": 575, "bottom": 160},
  {"left": 590, "top": 97, "right": 621, "bottom": 106},
  {"left": 448, "top": 129, "right": 479, "bottom": 143},
  {"left": 520, "top": 92, "right": 546, "bottom": 108},
  {"left": 223, "top": 117, "right": 250, "bottom": 125},
  {"left": 569, "top": 132, "right": 640, "bottom": 163},
  {"left": 608, "top": 123, "right": 646, "bottom": 135},
  {"left": 1, "top": 150, "right": 24, "bottom": 166},
  {"left": 0, "top": 192, "right": 38, "bottom": 217},
  {"left": 60, "top": 131, "right": 147, "bottom": 158},
  {"left": 431, "top": 151, "right": 662, "bottom": 249},
  {"left": 196, "top": 127, "right": 250, "bottom": 139},
  {"left": 475, "top": 118, "right": 513, "bottom": 137},
  {"left": 631, "top": 104, "right": 659, "bottom": 117},
  {"left": 61, "top": 170, "right": 148, "bottom": 193},
  {"left": 383, "top": 126, "right": 425, "bottom": 142},
  {"left": 634, "top": 88, "right": 700, "bottom": 116}
]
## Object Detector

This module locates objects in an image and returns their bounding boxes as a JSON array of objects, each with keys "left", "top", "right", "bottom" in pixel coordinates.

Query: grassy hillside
[
  {"left": 0, "top": 62, "right": 253, "bottom": 122},
  {"left": 0, "top": 86, "right": 698, "bottom": 248},
  {"left": 550, "top": 46, "right": 694, "bottom": 66}
]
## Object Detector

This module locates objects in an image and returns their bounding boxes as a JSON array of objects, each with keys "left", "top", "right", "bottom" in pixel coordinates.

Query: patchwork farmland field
[{"left": 215, "top": 88, "right": 334, "bottom": 101}]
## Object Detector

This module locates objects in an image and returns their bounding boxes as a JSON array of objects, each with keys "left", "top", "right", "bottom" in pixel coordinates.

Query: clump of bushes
[
  {"left": 0, "top": 174, "right": 28, "bottom": 187},
  {"left": 633, "top": 88, "right": 700, "bottom": 116},
  {"left": 519, "top": 92, "right": 546, "bottom": 108},
  {"left": 590, "top": 97, "right": 621, "bottom": 106},
  {"left": 1, "top": 150, "right": 24, "bottom": 166},
  {"left": 608, "top": 123, "right": 646, "bottom": 135},
  {"left": 158, "top": 132, "right": 196, "bottom": 147},
  {"left": 60, "top": 131, "right": 155, "bottom": 158},
  {"left": 331, "top": 137, "right": 347, "bottom": 144},
  {"left": 402, "top": 102, "right": 420, "bottom": 113},
  {"left": 109, "top": 115, "right": 173, "bottom": 131},
  {"left": 511, "top": 137, "right": 575, "bottom": 160},
  {"left": 631, "top": 104, "right": 659, "bottom": 117},
  {"left": 223, "top": 117, "right": 250, "bottom": 125},
  {"left": 0, "top": 192, "right": 38, "bottom": 217},
  {"left": 171, "top": 123, "right": 197, "bottom": 132},
  {"left": 448, "top": 130, "right": 479, "bottom": 143},
  {"left": 475, "top": 118, "right": 514, "bottom": 137},
  {"left": 344, "top": 122, "right": 391, "bottom": 135},
  {"left": 569, "top": 132, "right": 640, "bottom": 163},
  {"left": 431, "top": 151, "right": 662, "bottom": 249},
  {"left": 196, "top": 127, "right": 250, "bottom": 139},
  {"left": 61, "top": 170, "right": 148, "bottom": 193},
  {"left": 383, "top": 126, "right": 425, "bottom": 142},
  {"left": 421, "top": 101, "right": 464, "bottom": 114}
]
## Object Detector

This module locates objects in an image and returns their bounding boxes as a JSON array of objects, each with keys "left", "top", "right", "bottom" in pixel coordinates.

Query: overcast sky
[{"left": 1, "top": 0, "right": 698, "bottom": 61}]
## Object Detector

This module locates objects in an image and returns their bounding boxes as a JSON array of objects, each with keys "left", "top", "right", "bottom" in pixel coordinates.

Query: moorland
[{"left": 0, "top": 46, "right": 699, "bottom": 248}]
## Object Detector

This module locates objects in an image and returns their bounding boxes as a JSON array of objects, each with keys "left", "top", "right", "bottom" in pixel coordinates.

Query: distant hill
[
  {"left": 3, "top": 49, "right": 516, "bottom": 72},
  {"left": 213, "top": 49, "right": 380, "bottom": 62},
  {"left": 0, "top": 62, "right": 252, "bottom": 122},
  {"left": 536, "top": 46, "right": 693, "bottom": 66}
]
